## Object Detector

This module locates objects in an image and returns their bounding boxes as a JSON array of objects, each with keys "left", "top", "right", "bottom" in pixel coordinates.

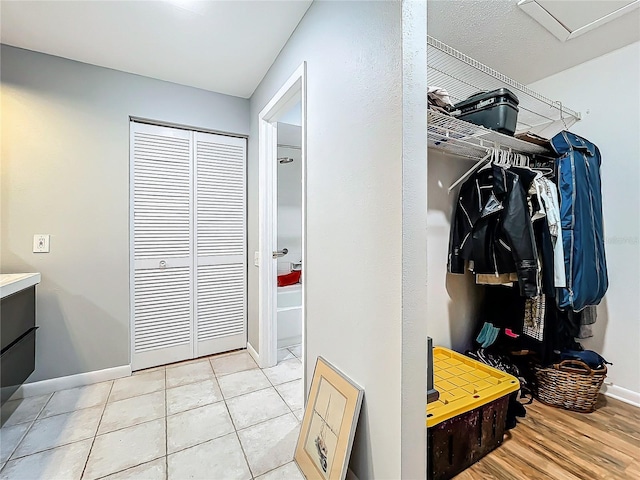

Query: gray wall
[
  {"left": 246, "top": 2, "right": 424, "bottom": 478},
  {"left": 0, "top": 45, "right": 250, "bottom": 382}
]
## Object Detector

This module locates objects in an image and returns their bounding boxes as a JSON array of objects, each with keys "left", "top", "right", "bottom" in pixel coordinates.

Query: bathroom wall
[
  {"left": 277, "top": 123, "right": 302, "bottom": 275},
  {"left": 0, "top": 45, "right": 250, "bottom": 382},
  {"left": 278, "top": 101, "right": 302, "bottom": 127}
]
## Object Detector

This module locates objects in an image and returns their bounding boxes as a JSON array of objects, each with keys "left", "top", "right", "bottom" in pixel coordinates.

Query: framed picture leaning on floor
[{"left": 295, "top": 357, "right": 364, "bottom": 480}]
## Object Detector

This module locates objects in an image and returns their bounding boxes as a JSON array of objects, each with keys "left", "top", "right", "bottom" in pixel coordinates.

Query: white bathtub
[{"left": 277, "top": 283, "right": 302, "bottom": 348}]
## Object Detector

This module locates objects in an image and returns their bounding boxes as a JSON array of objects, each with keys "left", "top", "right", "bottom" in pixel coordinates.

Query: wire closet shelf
[
  {"left": 427, "top": 35, "right": 581, "bottom": 161},
  {"left": 428, "top": 110, "right": 549, "bottom": 161}
]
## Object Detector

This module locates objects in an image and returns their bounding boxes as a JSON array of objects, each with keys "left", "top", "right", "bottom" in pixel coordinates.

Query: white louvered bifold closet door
[
  {"left": 131, "top": 123, "right": 193, "bottom": 370},
  {"left": 131, "top": 122, "right": 246, "bottom": 370},
  {"left": 194, "top": 132, "right": 247, "bottom": 356}
]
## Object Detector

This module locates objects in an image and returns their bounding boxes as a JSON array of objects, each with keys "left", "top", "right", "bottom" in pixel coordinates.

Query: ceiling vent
[{"left": 519, "top": 0, "right": 639, "bottom": 41}]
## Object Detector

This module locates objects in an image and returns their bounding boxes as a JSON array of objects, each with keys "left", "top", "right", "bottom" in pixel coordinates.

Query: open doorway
[
  {"left": 275, "top": 121, "right": 302, "bottom": 359},
  {"left": 257, "top": 64, "right": 306, "bottom": 393}
]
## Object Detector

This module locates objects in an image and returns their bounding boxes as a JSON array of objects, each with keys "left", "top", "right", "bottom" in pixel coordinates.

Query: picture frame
[{"left": 294, "top": 357, "right": 364, "bottom": 480}]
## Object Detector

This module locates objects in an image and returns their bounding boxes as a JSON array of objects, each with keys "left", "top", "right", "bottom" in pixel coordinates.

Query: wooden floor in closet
[{"left": 454, "top": 395, "right": 640, "bottom": 480}]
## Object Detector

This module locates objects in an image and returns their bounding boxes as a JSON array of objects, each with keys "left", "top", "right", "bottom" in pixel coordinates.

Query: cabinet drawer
[
  {"left": 1, "top": 287, "right": 36, "bottom": 352},
  {"left": 1, "top": 327, "right": 37, "bottom": 391}
]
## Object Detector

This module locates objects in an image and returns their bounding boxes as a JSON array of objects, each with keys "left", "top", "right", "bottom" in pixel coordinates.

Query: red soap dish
[{"left": 277, "top": 270, "right": 301, "bottom": 287}]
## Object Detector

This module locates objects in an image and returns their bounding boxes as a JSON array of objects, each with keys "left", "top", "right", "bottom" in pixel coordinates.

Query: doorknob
[{"left": 273, "top": 248, "right": 288, "bottom": 259}]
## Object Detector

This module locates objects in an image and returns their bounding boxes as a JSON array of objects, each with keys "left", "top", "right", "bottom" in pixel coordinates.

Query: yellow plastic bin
[{"left": 426, "top": 347, "right": 520, "bottom": 480}]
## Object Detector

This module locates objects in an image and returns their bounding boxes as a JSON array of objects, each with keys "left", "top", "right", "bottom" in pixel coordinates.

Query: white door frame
[{"left": 258, "top": 62, "right": 307, "bottom": 370}]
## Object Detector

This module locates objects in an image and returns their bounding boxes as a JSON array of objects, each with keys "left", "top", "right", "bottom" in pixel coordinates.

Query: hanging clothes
[
  {"left": 448, "top": 164, "right": 540, "bottom": 298},
  {"left": 532, "top": 213, "right": 556, "bottom": 297},
  {"left": 476, "top": 272, "right": 518, "bottom": 286},
  {"left": 523, "top": 295, "right": 546, "bottom": 341},
  {"left": 551, "top": 132, "right": 608, "bottom": 311},
  {"left": 577, "top": 306, "right": 598, "bottom": 338},
  {"left": 535, "top": 176, "right": 566, "bottom": 288},
  {"left": 511, "top": 166, "right": 555, "bottom": 297}
]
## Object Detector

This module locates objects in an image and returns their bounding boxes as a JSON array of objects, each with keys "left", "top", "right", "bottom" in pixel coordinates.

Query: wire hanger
[
  {"left": 530, "top": 154, "right": 554, "bottom": 177},
  {"left": 495, "top": 148, "right": 511, "bottom": 169},
  {"left": 447, "top": 149, "right": 493, "bottom": 193}
]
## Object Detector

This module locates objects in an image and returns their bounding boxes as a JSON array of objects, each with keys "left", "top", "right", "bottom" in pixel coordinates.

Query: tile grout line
[
  {"left": 234, "top": 430, "right": 255, "bottom": 479},
  {"left": 79, "top": 420, "right": 167, "bottom": 477},
  {"left": 221, "top": 395, "right": 255, "bottom": 479},
  {"left": 105, "top": 386, "right": 166, "bottom": 408},
  {"left": 213, "top": 365, "right": 262, "bottom": 380},
  {"left": 235, "top": 411, "right": 298, "bottom": 479},
  {"left": 29, "top": 383, "right": 164, "bottom": 479},
  {"left": 107, "top": 368, "right": 165, "bottom": 404},
  {"left": 0, "top": 392, "right": 54, "bottom": 472},
  {"left": 24, "top": 380, "right": 162, "bottom": 423},
  {"left": 163, "top": 428, "right": 238, "bottom": 457},
  {"left": 235, "top": 411, "right": 293, "bottom": 435},
  {"left": 91, "top": 454, "right": 166, "bottom": 480},
  {"left": 7, "top": 435, "right": 102, "bottom": 465},
  {"left": 72, "top": 407, "right": 168, "bottom": 441},
  {"left": 256, "top": 361, "right": 302, "bottom": 472},
  {"left": 10, "top": 395, "right": 103, "bottom": 462},
  {"left": 258, "top": 461, "right": 297, "bottom": 479},
  {"left": 272, "top": 383, "right": 297, "bottom": 417},
  {"left": 7, "top": 416, "right": 108, "bottom": 463},
  {"left": 220, "top": 384, "right": 274, "bottom": 402},
  {"left": 80, "top": 382, "right": 167, "bottom": 478},
  {"left": 260, "top": 361, "right": 302, "bottom": 416},
  {"left": 77, "top": 378, "right": 167, "bottom": 439},
  {"left": 80, "top": 380, "right": 114, "bottom": 480},
  {"left": 222, "top": 392, "right": 240, "bottom": 433},
  {"left": 166, "top": 396, "right": 226, "bottom": 419},
  {"left": 222, "top": 361, "right": 299, "bottom": 477}
]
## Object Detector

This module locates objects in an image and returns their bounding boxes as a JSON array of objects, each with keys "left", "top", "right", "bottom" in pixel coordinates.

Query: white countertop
[{"left": 0, "top": 273, "right": 41, "bottom": 299}]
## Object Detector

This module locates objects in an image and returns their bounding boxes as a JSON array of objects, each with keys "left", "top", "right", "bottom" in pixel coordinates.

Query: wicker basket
[{"left": 534, "top": 360, "right": 607, "bottom": 413}]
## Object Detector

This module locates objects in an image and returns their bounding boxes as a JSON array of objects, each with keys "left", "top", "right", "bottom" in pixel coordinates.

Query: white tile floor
[{"left": 0, "top": 347, "right": 304, "bottom": 480}]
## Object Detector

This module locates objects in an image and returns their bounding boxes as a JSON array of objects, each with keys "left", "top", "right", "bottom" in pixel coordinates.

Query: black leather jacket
[{"left": 448, "top": 165, "right": 539, "bottom": 298}]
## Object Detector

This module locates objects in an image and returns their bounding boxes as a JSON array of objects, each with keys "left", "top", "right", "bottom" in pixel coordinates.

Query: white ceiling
[
  {"left": 428, "top": 0, "right": 640, "bottom": 84},
  {"left": 0, "top": 0, "right": 312, "bottom": 98}
]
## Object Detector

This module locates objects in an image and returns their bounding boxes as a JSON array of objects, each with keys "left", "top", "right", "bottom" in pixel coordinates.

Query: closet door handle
[{"left": 273, "top": 248, "right": 288, "bottom": 259}]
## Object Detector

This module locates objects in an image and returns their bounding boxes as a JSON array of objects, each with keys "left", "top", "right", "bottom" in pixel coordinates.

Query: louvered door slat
[
  {"left": 197, "top": 264, "right": 245, "bottom": 342},
  {"left": 134, "top": 267, "right": 191, "bottom": 352},
  {"left": 196, "top": 134, "right": 246, "bottom": 257},
  {"left": 133, "top": 126, "right": 191, "bottom": 260}
]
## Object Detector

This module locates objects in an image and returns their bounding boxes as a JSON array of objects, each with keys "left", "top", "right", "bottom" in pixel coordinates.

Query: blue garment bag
[{"left": 551, "top": 131, "right": 608, "bottom": 311}]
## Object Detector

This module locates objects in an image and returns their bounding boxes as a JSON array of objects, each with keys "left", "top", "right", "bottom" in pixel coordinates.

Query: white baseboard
[
  {"left": 10, "top": 365, "right": 132, "bottom": 400},
  {"left": 247, "top": 342, "right": 259, "bottom": 364},
  {"left": 602, "top": 384, "right": 640, "bottom": 408}
]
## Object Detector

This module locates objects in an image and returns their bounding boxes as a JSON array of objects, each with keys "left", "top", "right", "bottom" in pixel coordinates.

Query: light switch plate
[{"left": 33, "top": 234, "right": 50, "bottom": 253}]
